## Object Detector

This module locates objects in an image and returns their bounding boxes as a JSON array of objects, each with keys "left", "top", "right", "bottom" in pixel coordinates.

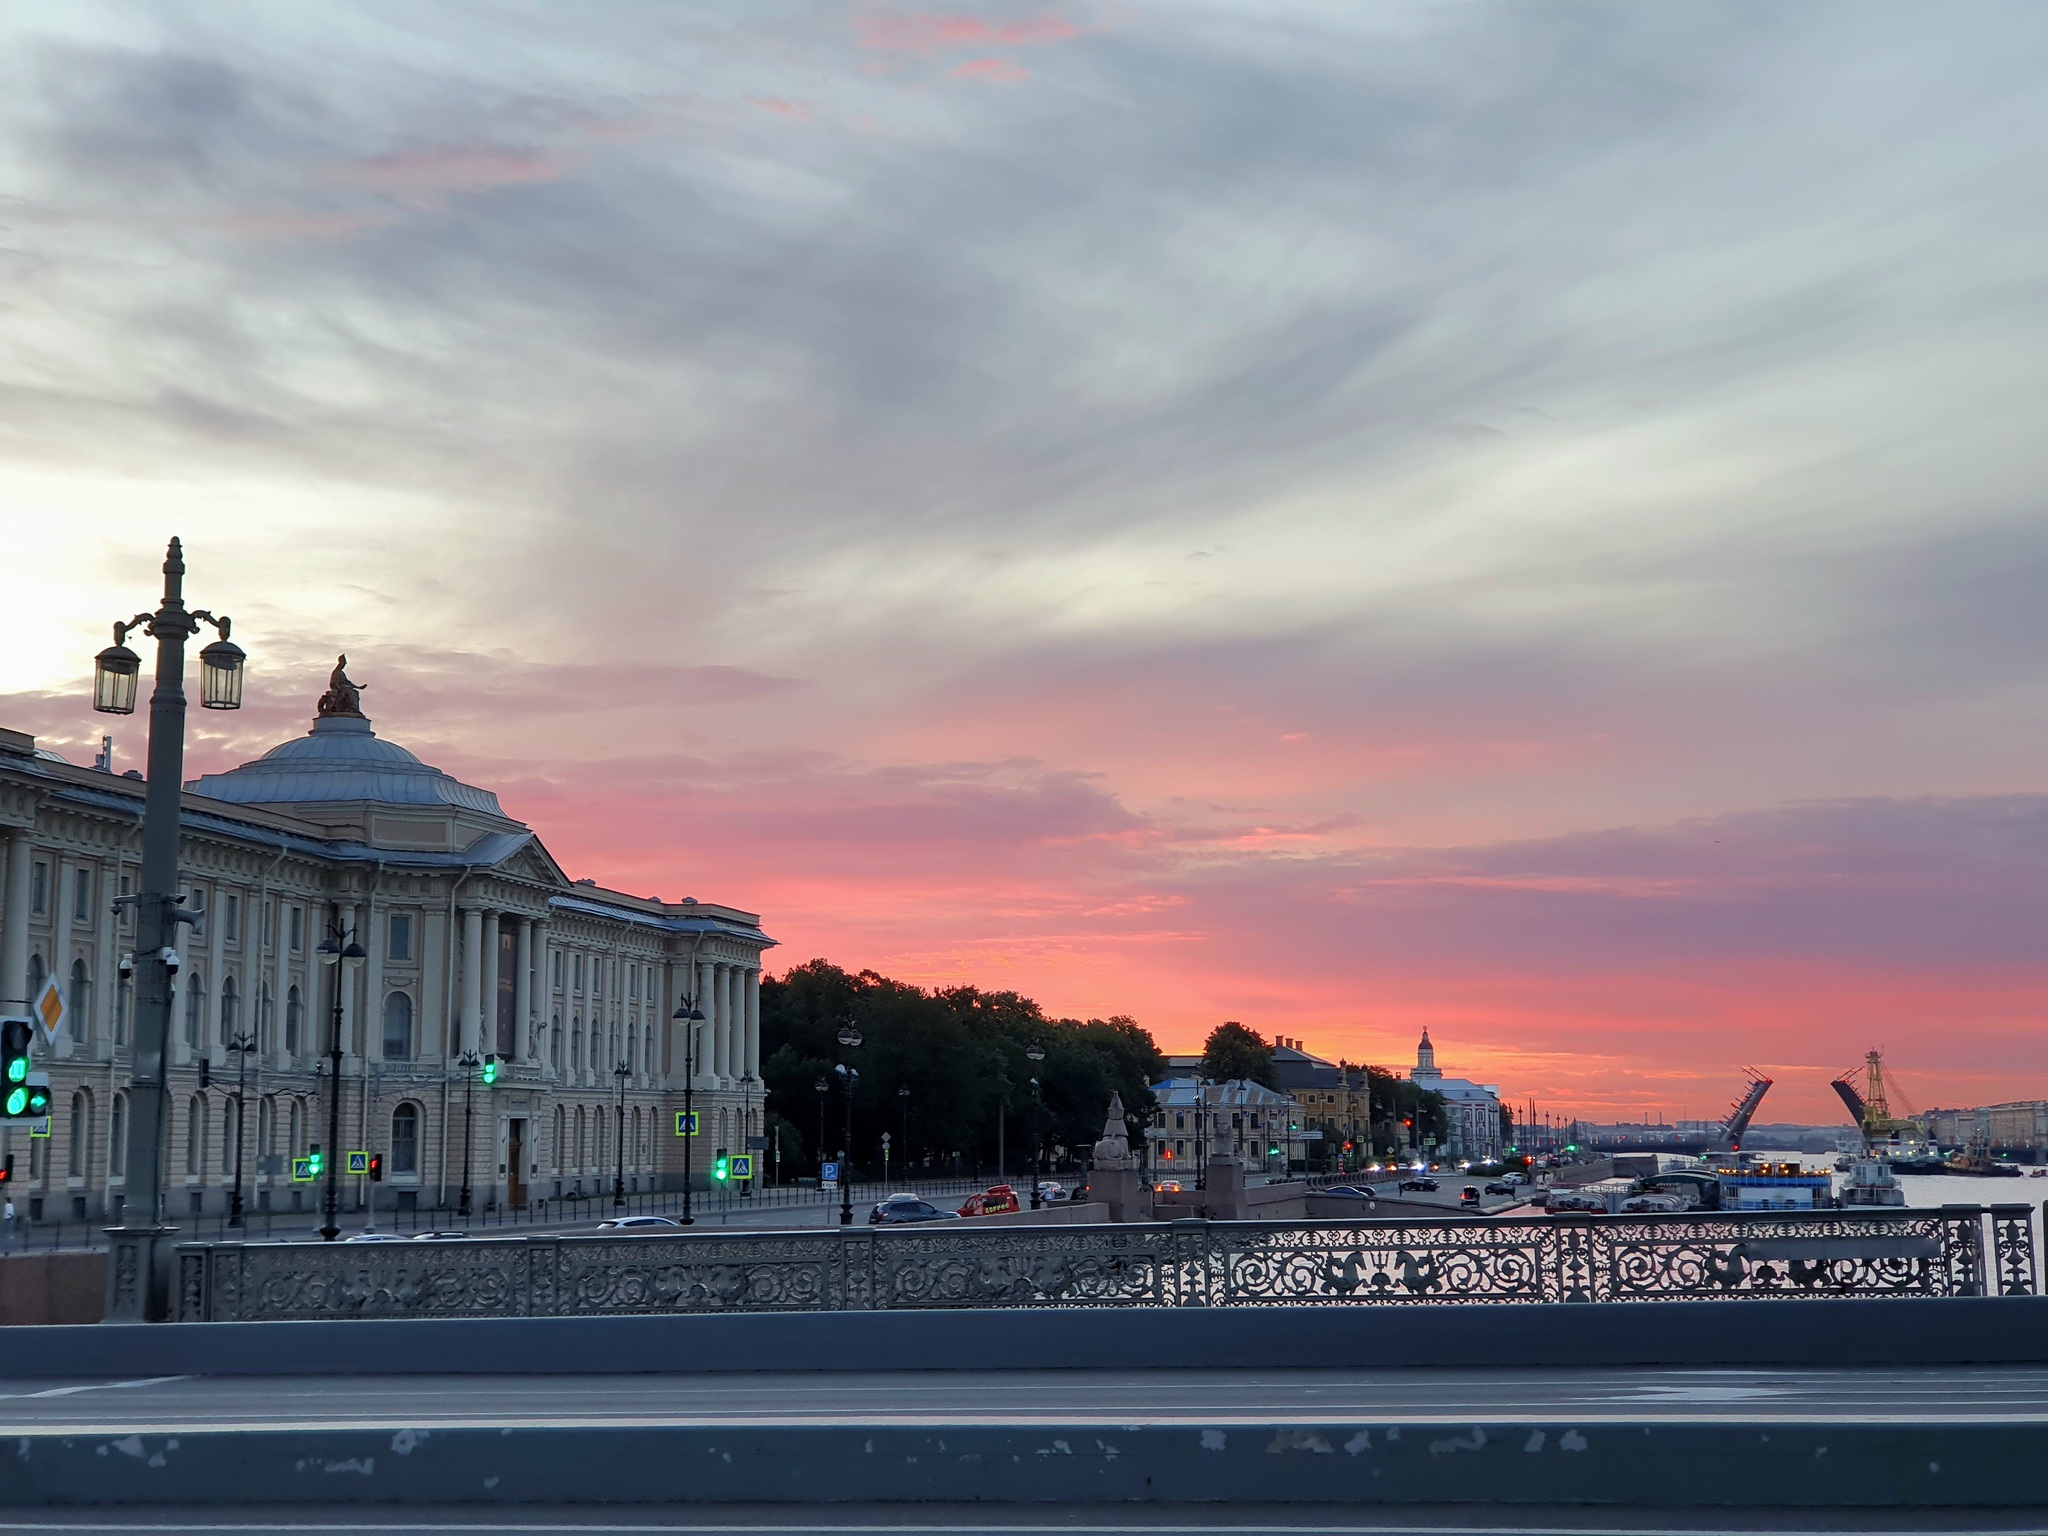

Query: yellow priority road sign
[{"left": 31, "top": 977, "right": 64, "bottom": 1046}]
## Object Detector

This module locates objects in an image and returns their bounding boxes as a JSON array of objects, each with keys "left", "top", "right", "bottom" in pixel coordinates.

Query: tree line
[{"left": 760, "top": 961, "right": 1166, "bottom": 1178}]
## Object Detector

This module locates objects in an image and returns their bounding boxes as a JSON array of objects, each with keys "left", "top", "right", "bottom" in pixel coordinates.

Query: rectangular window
[
  {"left": 30, "top": 861, "right": 47, "bottom": 915},
  {"left": 187, "top": 885, "right": 206, "bottom": 938},
  {"left": 119, "top": 874, "right": 132, "bottom": 931},
  {"left": 224, "top": 893, "right": 240, "bottom": 943},
  {"left": 263, "top": 899, "right": 273, "bottom": 947},
  {"left": 289, "top": 906, "right": 303, "bottom": 952},
  {"left": 388, "top": 912, "right": 412, "bottom": 963},
  {"left": 72, "top": 866, "right": 93, "bottom": 924},
  {"left": 552, "top": 952, "right": 562, "bottom": 989},
  {"left": 574, "top": 954, "right": 583, "bottom": 990}
]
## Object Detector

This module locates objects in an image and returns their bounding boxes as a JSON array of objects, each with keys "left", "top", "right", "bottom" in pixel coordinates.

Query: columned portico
[
  {"left": 459, "top": 906, "right": 483, "bottom": 1056},
  {"left": 1, "top": 829, "right": 32, "bottom": 1013}
]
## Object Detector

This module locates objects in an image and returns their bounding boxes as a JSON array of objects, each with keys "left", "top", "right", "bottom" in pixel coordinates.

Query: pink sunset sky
[{"left": 4, "top": 4, "right": 2048, "bottom": 1124}]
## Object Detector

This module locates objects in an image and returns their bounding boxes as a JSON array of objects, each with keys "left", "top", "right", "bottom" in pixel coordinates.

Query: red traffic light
[{"left": 368, "top": 1154, "right": 384, "bottom": 1182}]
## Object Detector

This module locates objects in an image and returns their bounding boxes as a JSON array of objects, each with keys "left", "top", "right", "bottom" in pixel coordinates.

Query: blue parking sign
[{"left": 821, "top": 1161, "right": 839, "bottom": 1184}]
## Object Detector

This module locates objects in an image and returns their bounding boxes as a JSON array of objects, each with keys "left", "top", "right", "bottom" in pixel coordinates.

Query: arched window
[
  {"left": 571, "top": 1016, "right": 582, "bottom": 1071},
  {"left": 115, "top": 970, "right": 130, "bottom": 1044},
  {"left": 390, "top": 1103, "right": 420, "bottom": 1175},
  {"left": 288, "top": 1098, "right": 303, "bottom": 1157},
  {"left": 219, "top": 975, "right": 238, "bottom": 1045},
  {"left": 258, "top": 983, "right": 273, "bottom": 1052},
  {"left": 26, "top": 953, "right": 44, "bottom": 1002},
  {"left": 626, "top": 1027, "right": 636, "bottom": 1079},
  {"left": 574, "top": 1106, "right": 586, "bottom": 1167},
  {"left": 596, "top": 1107, "right": 608, "bottom": 1171},
  {"left": 184, "top": 972, "right": 206, "bottom": 1048},
  {"left": 69, "top": 1090, "right": 90, "bottom": 1176},
  {"left": 221, "top": 1099, "right": 236, "bottom": 1174},
  {"left": 68, "top": 959, "right": 90, "bottom": 1041},
  {"left": 551, "top": 1014, "right": 561, "bottom": 1070},
  {"left": 643, "top": 1029, "right": 653, "bottom": 1075},
  {"left": 258, "top": 1095, "right": 273, "bottom": 1158},
  {"left": 285, "top": 985, "right": 302, "bottom": 1054},
  {"left": 552, "top": 1105, "right": 565, "bottom": 1171},
  {"left": 186, "top": 1095, "right": 204, "bottom": 1175},
  {"left": 630, "top": 1106, "right": 642, "bottom": 1169},
  {"left": 382, "top": 992, "right": 413, "bottom": 1061},
  {"left": 110, "top": 1092, "right": 127, "bottom": 1176},
  {"left": 589, "top": 1024, "right": 600, "bottom": 1074}
]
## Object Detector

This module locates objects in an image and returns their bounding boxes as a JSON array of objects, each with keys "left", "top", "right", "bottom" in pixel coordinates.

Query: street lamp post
[
  {"left": 1025, "top": 1041, "right": 1045, "bottom": 1208},
  {"left": 224, "top": 1030, "right": 258, "bottom": 1227},
  {"left": 897, "top": 1086, "right": 910, "bottom": 1174},
  {"left": 612, "top": 1059, "right": 631, "bottom": 1209},
  {"left": 91, "top": 537, "right": 245, "bottom": 1321},
  {"left": 671, "top": 994, "right": 704, "bottom": 1224},
  {"left": 455, "top": 1048, "right": 481, "bottom": 1216},
  {"left": 835, "top": 1023, "right": 861, "bottom": 1226},
  {"left": 315, "top": 914, "right": 367, "bottom": 1241}
]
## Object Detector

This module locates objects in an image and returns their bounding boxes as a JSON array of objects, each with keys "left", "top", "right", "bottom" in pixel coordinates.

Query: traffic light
[
  {"left": 306, "top": 1148, "right": 325, "bottom": 1178},
  {"left": 712, "top": 1149, "right": 730, "bottom": 1182},
  {"left": 368, "top": 1154, "right": 384, "bottom": 1182},
  {"left": 0, "top": 1153, "right": 13, "bottom": 1183},
  {"left": 480, "top": 1054, "right": 499, "bottom": 1086},
  {"left": 1, "top": 1021, "right": 46, "bottom": 1119}
]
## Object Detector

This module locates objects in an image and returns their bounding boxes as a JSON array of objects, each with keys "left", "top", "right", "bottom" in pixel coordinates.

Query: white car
[
  {"left": 1035, "top": 1181, "right": 1067, "bottom": 1203},
  {"left": 597, "top": 1215, "right": 680, "bottom": 1231}
]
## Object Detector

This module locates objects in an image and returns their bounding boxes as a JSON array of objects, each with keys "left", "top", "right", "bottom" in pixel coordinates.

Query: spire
[{"left": 1413, "top": 1028, "right": 1440, "bottom": 1081}]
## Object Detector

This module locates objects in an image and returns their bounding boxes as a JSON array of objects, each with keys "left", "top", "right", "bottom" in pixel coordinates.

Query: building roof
[
  {"left": 187, "top": 714, "right": 508, "bottom": 817},
  {"left": 1151, "top": 1075, "right": 1297, "bottom": 1110}
]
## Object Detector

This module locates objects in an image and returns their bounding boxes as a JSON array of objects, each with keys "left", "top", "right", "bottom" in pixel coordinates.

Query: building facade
[
  {"left": 0, "top": 667, "right": 774, "bottom": 1223},
  {"left": 1409, "top": 1029, "right": 1504, "bottom": 1163},
  {"left": 1146, "top": 1076, "right": 1301, "bottom": 1177}
]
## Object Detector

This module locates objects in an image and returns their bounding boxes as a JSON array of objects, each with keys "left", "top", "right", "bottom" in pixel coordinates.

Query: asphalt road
[{"left": 1, "top": 1364, "right": 2042, "bottom": 1435}]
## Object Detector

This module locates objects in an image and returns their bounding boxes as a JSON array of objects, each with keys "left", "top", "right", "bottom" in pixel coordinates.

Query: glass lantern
[
  {"left": 93, "top": 643, "right": 142, "bottom": 715},
  {"left": 199, "top": 637, "right": 246, "bottom": 710}
]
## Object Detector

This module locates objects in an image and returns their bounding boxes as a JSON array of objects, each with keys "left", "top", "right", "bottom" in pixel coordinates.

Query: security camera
[
  {"left": 118, "top": 952, "right": 135, "bottom": 979},
  {"left": 160, "top": 946, "right": 181, "bottom": 976}
]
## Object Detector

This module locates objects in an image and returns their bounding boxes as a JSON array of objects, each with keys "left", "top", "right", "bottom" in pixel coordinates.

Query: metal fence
[{"left": 174, "top": 1203, "right": 2039, "bottom": 1322}]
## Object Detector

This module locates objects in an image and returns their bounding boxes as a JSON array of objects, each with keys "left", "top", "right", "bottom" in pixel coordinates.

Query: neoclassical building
[
  {"left": 1409, "top": 1029, "right": 1504, "bottom": 1162},
  {"left": 0, "top": 665, "right": 774, "bottom": 1222}
]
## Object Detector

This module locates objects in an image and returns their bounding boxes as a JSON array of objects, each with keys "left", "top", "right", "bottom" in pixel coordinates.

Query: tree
[{"left": 1200, "top": 1020, "right": 1275, "bottom": 1088}]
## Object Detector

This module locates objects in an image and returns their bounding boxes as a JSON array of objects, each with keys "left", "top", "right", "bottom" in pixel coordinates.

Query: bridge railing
[{"left": 174, "top": 1203, "right": 2038, "bottom": 1322}]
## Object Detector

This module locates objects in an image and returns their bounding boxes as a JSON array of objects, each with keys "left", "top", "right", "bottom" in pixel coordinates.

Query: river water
[{"left": 1741, "top": 1148, "right": 2047, "bottom": 1211}]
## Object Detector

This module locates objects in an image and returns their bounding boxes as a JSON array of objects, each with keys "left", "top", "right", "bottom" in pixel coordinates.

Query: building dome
[{"left": 188, "top": 714, "right": 508, "bottom": 816}]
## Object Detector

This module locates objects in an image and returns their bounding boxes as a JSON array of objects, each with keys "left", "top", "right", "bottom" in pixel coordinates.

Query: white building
[
  {"left": 0, "top": 663, "right": 774, "bottom": 1222},
  {"left": 1409, "top": 1029, "right": 1504, "bottom": 1163}
]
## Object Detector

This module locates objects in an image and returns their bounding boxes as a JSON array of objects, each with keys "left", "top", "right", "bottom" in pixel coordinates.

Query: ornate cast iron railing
[{"left": 174, "top": 1203, "right": 2037, "bottom": 1323}]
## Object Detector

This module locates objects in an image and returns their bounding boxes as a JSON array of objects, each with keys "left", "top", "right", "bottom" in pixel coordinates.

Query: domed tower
[{"left": 1412, "top": 1028, "right": 1442, "bottom": 1083}]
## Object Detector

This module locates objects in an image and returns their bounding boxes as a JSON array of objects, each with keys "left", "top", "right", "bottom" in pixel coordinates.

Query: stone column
[
  {"left": 363, "top": 895, "right": 384, "bottom": 1061},
  {"left": 514, "top": 917, "right": 533, "bottom": 1062},
  {"left": 480, "top": 910, "right": 500, "bottom": 1058},
  {"left": 270, "top": 903, "right": 291, "bottom": 1067},
  {"left": 459, "top": 907, "right": 483, "bottom": 1056},
  {"left": 94, "top": 858, "right": 117, "bottom": 1049},
  {"left": 532, "top": 921, "right": 551, "bottom": 1073},
  {"left": 701, "top": 960, "right": 724, "bottom": 1084},
  {"left": 0, "top": 832, "right": 30, "bottom": 1013},
  {"left": 50, "top": 852, "right": 73, "bottom": 1055},
  {"left": 745, "top": 968, "right": 761, "bottom": 1081},
  {"left": 725, "top": 966, "right": 744, "bottom": 1086}
]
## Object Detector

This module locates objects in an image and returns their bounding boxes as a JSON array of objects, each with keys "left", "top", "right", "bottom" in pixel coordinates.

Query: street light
[
  {"left": 223, "top": 1031, "right": 259, "bottom": 1227},
  {"left": 898, "top": 1085, "right": 911, "bottom": 1173},
  {"left": 92, "top": 538, "right": 244, "bottom": 1321},
  {"left": 814, "top": 1077, "right": 828, "bottom": 1184},
  {"left": 315, "top": 915, "right": 367, "bottom": 1241},
  {"left": 671, "top": 994, "right": 705, "bottom": 1224},
  {"left": 835, "top": 1022, "right": 862, "bottom": 1227},
  {"left": 1025, "top": 1041, "right": 1046, "bottom": 1208},
  {"left": 455, "top": 1048, "right": 482, "bottom": 1216},
  {"left": 612, "top": 1058, "right": 632, "bottom": 1209}
]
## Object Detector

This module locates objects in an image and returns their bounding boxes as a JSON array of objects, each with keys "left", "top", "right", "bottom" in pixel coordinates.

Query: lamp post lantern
[
  {"left": 1024, "top": 1041, "right": 1046, "bottom": 1207},
  {"left": 671, "top": 995, "right": 704, "bottom": 1224},
  {"left": 835, "top": 1022, "right": 861, "bottom": 1226},
  {"left": 612, "top": 1058, "right": 631, "bottom": 1209},
  {"left": 92, "top": 538, "right": 244, "bottom": 1321},
  {"left": 814, "top": 1076, "right": 828, "bottom": 1183},
  {"left": 455, "top": 1048, "right": 481, "bottom": 1216},
  {"left": 224, "top": 1031, "right": 259, "bottom": 1227},
  {"left": 897, "top": 1085, "right": 910, "bottom": 1174},
  {"left": 315, "top": 914, "right": 366, "bottom": 1241}
]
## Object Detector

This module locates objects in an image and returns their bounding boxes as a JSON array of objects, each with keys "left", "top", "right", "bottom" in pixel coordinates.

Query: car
[
  {"left": 1034, "top": 1181, "right": 1067, "bottom": 1203},
  {"left": 958, "top": 1185, "right": 1022, "bottom": 1217},
  {"left": 1319, "top": 1185, "right": 1377, "bottom": 1200},
  {"left": 1398, "top": 1177, "right": 1439, "bottom": 1193},
  {"left": 1502, "top": 1172, "right": 1527, "bottom": 1187},
  {"left": 1484, "top": 1180, "right": 1515, "bottom": 1196},
  {"left": 597, "top": 1214, "right": 680, "bottom": 1231},
  {"left": 1459, "top": 1185, "right": 1481, "bottom": 1206},
  {"left": 1153, "top": 1180, "right": 1183, "bottom": 1194},
  {"left": 411, "top": 1231, "right": 474, "bottom": 1241},
  {"left": 343, "top": 1231, "right": 409, "bottom": 1242},
  {"left": 869, "top": 1195, "right": 956, "bottom": 1225}
]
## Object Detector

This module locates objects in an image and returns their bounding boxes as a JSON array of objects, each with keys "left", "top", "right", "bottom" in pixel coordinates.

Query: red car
[{"left": 958, "top": 1184, "right": 1022, "bottom": 1217}]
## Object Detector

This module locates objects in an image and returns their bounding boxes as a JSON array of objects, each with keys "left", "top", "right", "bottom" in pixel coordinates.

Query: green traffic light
[
  {"left": 26, "top": 1091, "right": 47, "bottom": 1116},
  {"left": 481, "top": 1058, "right": 499, "bottom": 1085},
  {"left": 4, "top": 1088, "right": 23, "bottom": 1116},
  {"left": 713, "top": 1158, "right": 729, "bottom": 1181},
  {"left": 6, "top": 1058, "right": 24, "bottom": 1083}
]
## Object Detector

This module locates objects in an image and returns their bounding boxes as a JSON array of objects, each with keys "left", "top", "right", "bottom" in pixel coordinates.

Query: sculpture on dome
[{"left": 315, "top": 655, "right": 367, "bottom": 719}]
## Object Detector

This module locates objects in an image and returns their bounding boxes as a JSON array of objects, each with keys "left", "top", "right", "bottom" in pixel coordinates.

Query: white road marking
[{"left": 0, "top": 1375, "right": 190, "bottom": 1402}]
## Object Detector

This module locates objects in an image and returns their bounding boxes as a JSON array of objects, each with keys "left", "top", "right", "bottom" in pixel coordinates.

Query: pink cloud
[
  {"left": 951, "top": 57, "right": 1030, "bottom": 81},
  {"left": 748, "top": 97, "right": 814, "bottom": 123},
  {"left": 208, "top": 209, "right": 396, "bottom": 243},
  {"left": 331, "top": 143, "right": 574, "bottom": 209},
  {"left": 856, "top": 10, "right": 1078, "bottom": 55}
]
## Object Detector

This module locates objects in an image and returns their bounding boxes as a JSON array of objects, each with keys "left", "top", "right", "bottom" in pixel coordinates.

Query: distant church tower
[{"left": 1411, "top": 1028, "right": 1442, "bottom": 1084}]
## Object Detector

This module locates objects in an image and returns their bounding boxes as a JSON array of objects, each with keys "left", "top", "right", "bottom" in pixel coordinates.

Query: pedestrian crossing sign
[
  {"left": 674, "top": 1111, "right": 699, "bottom": 1136},
  {"left": 345, "top": 1151, "right": 369, "bottom": 1175},
  {"left": 291, "top": 1157, "right": 318, "bottom": 1182},
  {"left": 729, "top": 1154, "right": 753, "bottom": 1179}
]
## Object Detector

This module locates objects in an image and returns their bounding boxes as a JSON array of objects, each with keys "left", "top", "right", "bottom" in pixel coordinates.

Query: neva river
[{"left": 1744, "top": 1149, "right": 2045, "bottom": 1210}]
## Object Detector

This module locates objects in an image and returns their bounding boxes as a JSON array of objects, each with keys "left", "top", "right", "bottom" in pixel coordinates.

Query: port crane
[{"left": 1830, "top": 1049, "right": 1917, "bottom": 1145}]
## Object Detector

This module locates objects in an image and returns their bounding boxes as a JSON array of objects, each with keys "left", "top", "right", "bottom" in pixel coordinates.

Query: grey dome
[{"left": 188, "top": 715, "right": 508, "bottom": 816}]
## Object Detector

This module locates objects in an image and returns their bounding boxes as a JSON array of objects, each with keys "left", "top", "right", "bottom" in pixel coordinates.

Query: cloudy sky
[{"left": 4, "top": 2, "right": 2046, "bottom": 1122}]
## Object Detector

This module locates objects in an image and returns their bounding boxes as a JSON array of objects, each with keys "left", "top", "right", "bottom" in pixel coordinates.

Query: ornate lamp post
[
  {"left": 671, "top": 993, "right": 704, "bottom": 1224},
  {"left": 835, "top": 1022, "right": 861, "bottom": 1226},
  {"left": 224, "top": 1030, "right": 259, "bottom": 1226},
  {"left": 455, "top": 1048, "right": 481, "bottom": 1216},
  {"left": 814, "top": 1077, "right": 828, "bottom": 1183},
  {"left": 91, "top": 538, "right": 244, "bottom": 1321},
  {"left": 1025, "top": 1041, "right": 1045, "bottom": 1208},
  {"left": 314, "top": 914, "right": 366, "bottom": 1241},
  {"left": 611, "top": 1059, "right": 631, "bottom": 1209},
  {"left": 898, "top": 1085, "right": 911, "bottom": 1173}
]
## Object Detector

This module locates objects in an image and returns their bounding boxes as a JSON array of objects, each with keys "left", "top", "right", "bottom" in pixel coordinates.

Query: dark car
[
  {"left": 869, "top": 1194, "right": 955, "bottom": 1225},
  {"left": 1484, "top": 1180, "right": 1515, "bottom": 1195},
  {"left": 1320, "top": 1185, "right": 1377, "bottom": 1200},
  {"left": 1398, "top": 1177, "right": 1439, "bottom": 1193}
]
